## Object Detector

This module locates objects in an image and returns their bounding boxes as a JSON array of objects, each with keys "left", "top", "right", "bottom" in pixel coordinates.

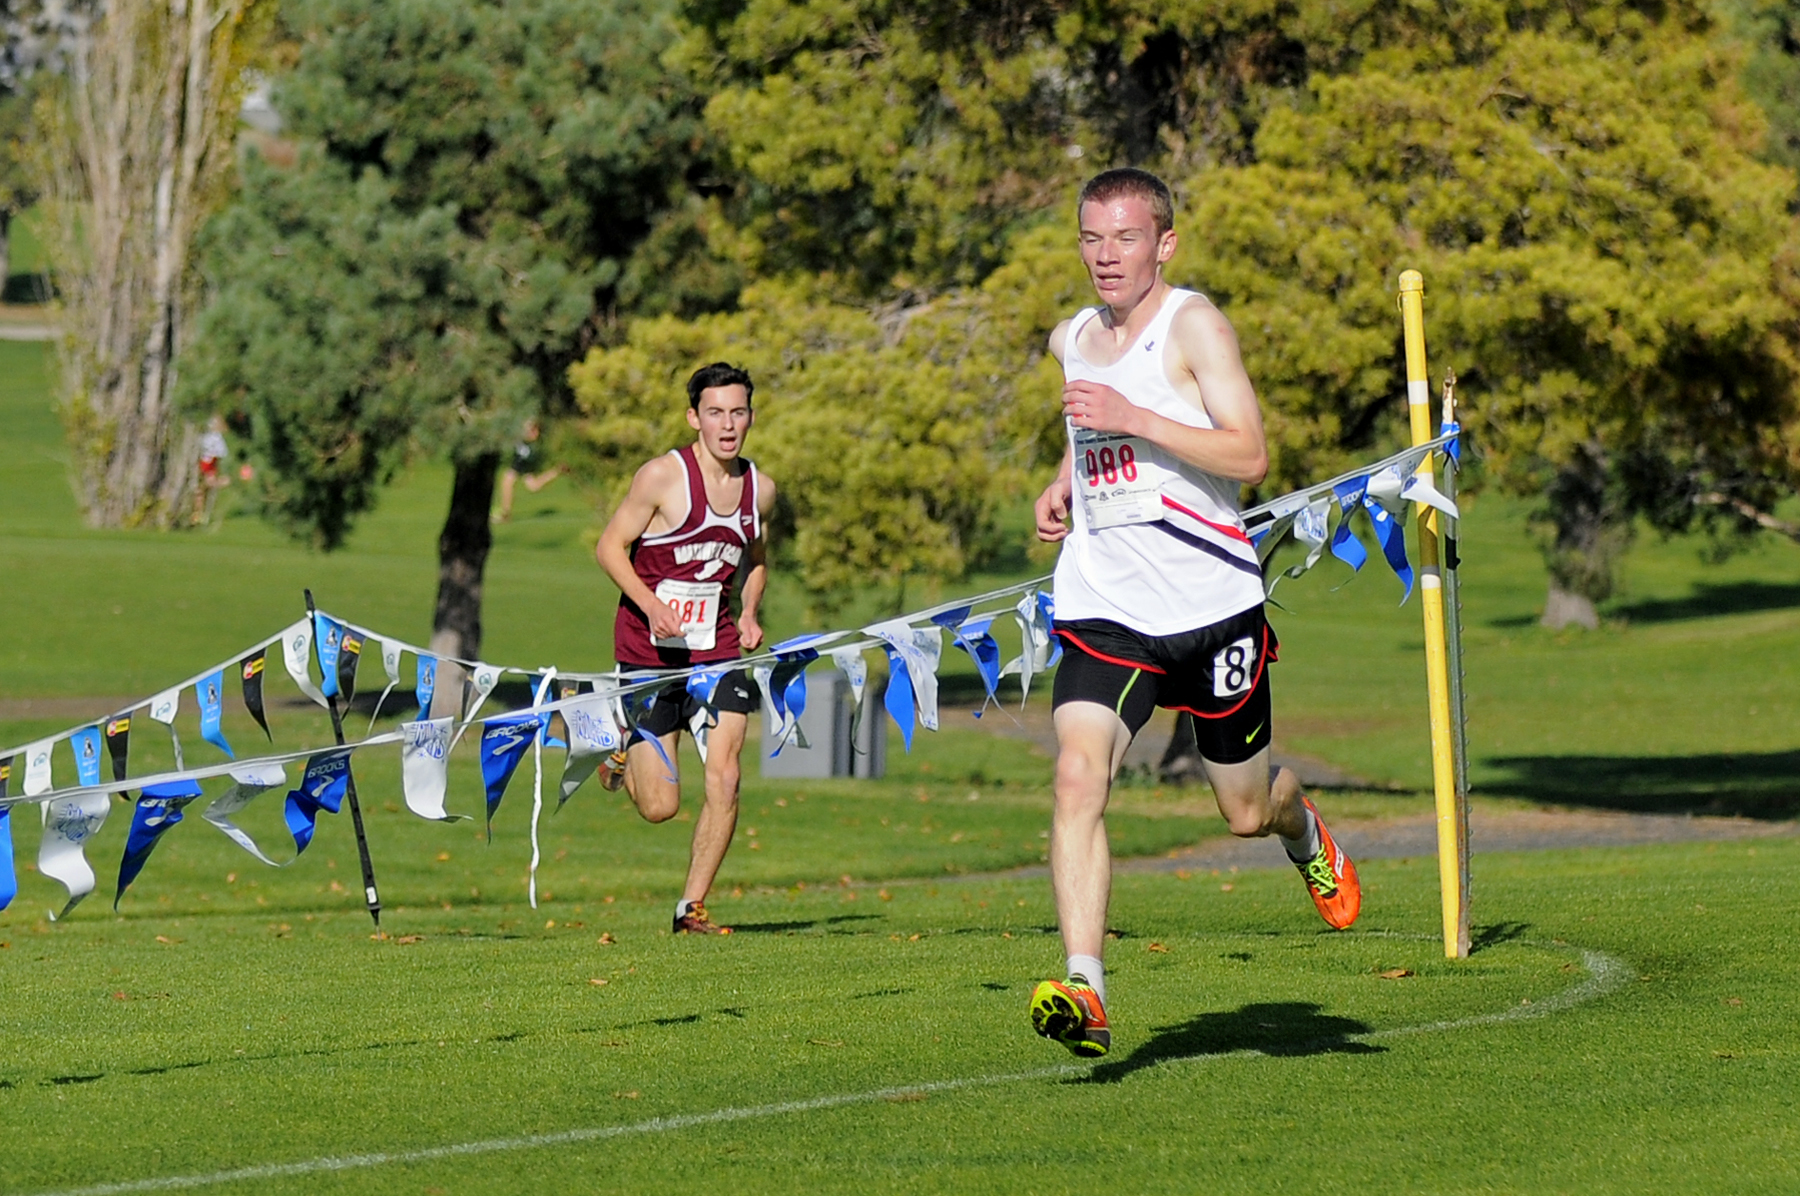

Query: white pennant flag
[
  {"left": 464, "top": 662, "right": 501, "bottom": 722},
  {"left": 1365, "top": 464, "right": 1459, "bottom": 520},
  {"left": 558, "top": 695, "right": 622, "bottom": 804},
  {"left": 1270, "top": 497, "right": 1333, "bottom": 596},
  {"left": 401, "top": 717, "right": 457, "bottom": 821},
  {"left": 201, "top": 763, "right": 290, "bottom": 866},
  {"left": 751, "top": 664, "right": 778, "bottom": 738},
  {"left": 866, "top": 620, "right": 943, "bottom": 733},
  {"left": 830, "top": 647, "right": 868, "bottom": 710},
  {"left": 22, "top": 738, "right": 54, "bottom": 797},
  {"left": 1000, "top": 591, "right": 1056, "bottom": 706},
  {"left": 366, "top": 638, "right": 405, "bottom": 733},
  {"left": 40, "top": 789, "right": 109, "bottom": 918},
  {"left": 280, "top": 618, "right": 328, "bottom": 707},
  {"left": 148, "top": 687, "right": 180, "bottom": 725}
]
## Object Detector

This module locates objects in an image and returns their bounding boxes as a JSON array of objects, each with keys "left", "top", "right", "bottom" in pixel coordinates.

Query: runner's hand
[
  {"left": 1062, "top": 380, "right": 1140, "bottom": 436},
  {"left": 1035, "top": 475, "right": 1072, "bottom": 543},
  {"left": 649, "top": 600, "right": 686, "bottom": 640},
  {"left": 738, "top": 613, "right": 764, "bottom": 652}
]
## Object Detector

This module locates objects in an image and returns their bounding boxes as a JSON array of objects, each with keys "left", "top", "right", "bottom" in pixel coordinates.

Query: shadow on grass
[
  {"left": 1080, "top": 1001, "right": 1382, "bottom": 1084},
  {"left": 1470, "top": 921, "right": 1531, "bottom": 953},
  {"left": 727, "top": 913, "right": 883, "bottom": 934},
  {"left": 1609, "top": 581, "right": 1800, "bottom": 624},
  {"left": 1483, "top": 751, "right": 1800, "bottom": 819}
]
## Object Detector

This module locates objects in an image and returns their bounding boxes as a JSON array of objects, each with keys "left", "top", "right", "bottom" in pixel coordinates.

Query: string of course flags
[{"left": 0, "top": 429, "right": 1458, "bottom": 921}]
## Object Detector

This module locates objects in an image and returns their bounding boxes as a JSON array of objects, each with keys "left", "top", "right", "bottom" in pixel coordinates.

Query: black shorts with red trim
[{"left": 1051, "top": 605, "right": 1278, "bottom": 766}]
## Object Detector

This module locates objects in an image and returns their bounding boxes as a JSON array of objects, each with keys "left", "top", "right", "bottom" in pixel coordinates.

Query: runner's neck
[{"left": 1094, "top": 277, "right": 1174, "bottom": 352}]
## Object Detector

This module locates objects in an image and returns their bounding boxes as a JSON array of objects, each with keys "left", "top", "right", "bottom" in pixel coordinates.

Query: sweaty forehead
[{"left": 1078, "top": 196, "right": 1159, "bottom": 236}]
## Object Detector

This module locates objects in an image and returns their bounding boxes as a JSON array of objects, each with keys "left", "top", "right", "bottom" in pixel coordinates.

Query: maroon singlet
[{"left": 613, "top": 444, "right": 761, "bottom": 668}]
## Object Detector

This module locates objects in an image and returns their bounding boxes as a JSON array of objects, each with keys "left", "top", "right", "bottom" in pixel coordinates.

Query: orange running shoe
[
  {"left": 673, "top": 901, "right": 732, "bottom": 935},
  {"left": 1295, "top": 798, "right": 1361, "bottom": 929},
  {"left": 600, "top": 749, "right": 629, "bottom": 792},
  {"left": 1029, "top": 977, "right": 1110, "bottom": 1057}
]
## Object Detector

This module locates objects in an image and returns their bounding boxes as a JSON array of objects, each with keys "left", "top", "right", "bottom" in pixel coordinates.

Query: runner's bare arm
[
  {"left": 1061, "top": 300, "right": 1269, "bottom": 485},
  {"left": 596, "top": 456, "right": 688, "bottom": 640},
  {"left": 737, "top": 474, "right": 777, "bottom": 651},
  {"left": 1035, "top": 321, "right": 1076, "bottom": 542}
]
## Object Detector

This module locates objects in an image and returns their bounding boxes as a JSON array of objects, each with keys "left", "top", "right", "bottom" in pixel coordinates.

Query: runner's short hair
[
  {"left": 1077, "top": 168, "right": 1175, "bottom": 237},
  {"left": 686, "top": 362, "right": 754, "bottom": 410}
]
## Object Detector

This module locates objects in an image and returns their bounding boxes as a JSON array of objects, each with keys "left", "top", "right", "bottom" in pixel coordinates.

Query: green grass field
[{"left": 4, "top": 336, "right": 1800, "bottom": 1192}]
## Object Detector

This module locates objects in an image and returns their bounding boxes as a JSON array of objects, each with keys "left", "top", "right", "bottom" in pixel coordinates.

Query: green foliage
[
  {"left": 179, "top": 0, "right": 699, "bottom": 546},
  {"left": 1724, "top": 0, "right": 1800, "bottom": 171},
  {"left": 568, "top": 222, "right": 1085, "bottom": 602},
  {"left": 1173, "top": 16, "right": 1800, "bottom": 596},
  {"left": 675, "top": 0, "right": 1087, "bottom": 297}
]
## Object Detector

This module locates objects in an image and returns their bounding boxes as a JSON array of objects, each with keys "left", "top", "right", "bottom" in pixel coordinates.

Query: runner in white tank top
[
  {"left": 1025, "top": 170, "right": 1362, "bottom": 1062},
  {"left": 1053, "top": 285, "right": 1265, "bottom": 635}
]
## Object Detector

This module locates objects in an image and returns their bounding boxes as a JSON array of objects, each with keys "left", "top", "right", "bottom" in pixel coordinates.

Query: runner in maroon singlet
[{"left": 595, "top": 363, "right": 778, "bottom": 935}]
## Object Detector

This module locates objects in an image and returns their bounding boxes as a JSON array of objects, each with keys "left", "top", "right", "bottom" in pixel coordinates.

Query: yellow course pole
[{"left": 1397, "top": 270, "right": 1469, "bottom": 959}]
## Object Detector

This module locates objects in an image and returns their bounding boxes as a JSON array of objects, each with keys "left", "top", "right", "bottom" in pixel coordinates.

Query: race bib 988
[{"left": 1071, "top": 424, "right": 1165, "bottom": 530}]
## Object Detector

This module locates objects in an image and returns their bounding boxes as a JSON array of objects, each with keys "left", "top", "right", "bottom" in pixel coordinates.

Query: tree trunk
[
  {"left": 429, "top": 452, "right": 501, "bottom": 664},
  {"left": 37, "top": 0, "right": 255, "bottom": 528},
  {"left": 1540, "top": 584, "right": 1598, "bottom": 630}
]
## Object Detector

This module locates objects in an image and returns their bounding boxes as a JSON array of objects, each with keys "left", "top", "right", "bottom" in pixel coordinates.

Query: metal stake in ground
[{"left": 304, "top": 589, "right": 383, "bottom": 930}]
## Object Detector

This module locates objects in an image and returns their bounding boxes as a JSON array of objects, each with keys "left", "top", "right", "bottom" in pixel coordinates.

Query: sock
[
  {"left": 675, "top": 898, "right": 697, "bottom": 920},
  {"left": 1280, "top": 803, "right": 1321, "bottom": 863},
  {"left": 1066, "top": 955, "right": 1106, "bottom": 1004}
]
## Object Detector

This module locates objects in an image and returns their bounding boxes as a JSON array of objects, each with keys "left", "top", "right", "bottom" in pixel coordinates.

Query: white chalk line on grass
[{"left": 21, "top": 940, "right": 1630, "bottom": 1196}]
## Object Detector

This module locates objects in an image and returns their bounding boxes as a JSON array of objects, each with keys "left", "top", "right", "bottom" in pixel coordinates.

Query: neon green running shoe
[{"left": 1030, "top": 977, "right": 1110, "bottom": 1058}]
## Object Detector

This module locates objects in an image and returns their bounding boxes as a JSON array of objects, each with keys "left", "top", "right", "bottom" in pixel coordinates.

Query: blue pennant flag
[
  {"left": 1363, "top": 493, "right": 1414, "bottom": 602},
  {"left": 0, "top": 806, "right": 13, "bottom": 912},
  {"left": 314, "top": 614, "right": 345, "bottom": 700},
  {"left": 686, "top": 666, "right": 728, "bottom": 707},
  {"left": 882, "top": 642, "right": 917, "bottom": 752},
  {"left": 70, "top": 724, "right": 103, "bottom": 787},
  {"left": 766, "top": 649, "right": 818, "bottom": 754},
  {"left": 1037, "top": 591, "right": 1062, "bottom": 668},
  {"left": 116, "top": 779, "right": 203, "bottom": 906},
  {"left": 1330, "top": 478, "right": 1370, "bottom": 572},
  {"left": 480, "top": 713, "right": 545, "bottom": 831},
  {"left": 284, "top": 749, "right": 353, "bottom": 854},
  {"left": 415, "top": 655, "right": 437, "bottom": 720},
  {"left": 945, "top": 614, "right": 1002, "bottom": 714},
  {"left": 197, "top": 668, "right": 234, "bottom": 758},
  {"left": 1441, "top": 421, "right": 1461, "bottom": 462}
]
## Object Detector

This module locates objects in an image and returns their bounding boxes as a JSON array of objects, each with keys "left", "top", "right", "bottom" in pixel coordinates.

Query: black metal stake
[{"left": 305, "top": 589, "right": 382, "bottom": 930}]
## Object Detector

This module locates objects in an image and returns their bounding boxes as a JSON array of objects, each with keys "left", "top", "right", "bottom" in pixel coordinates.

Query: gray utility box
[{"left": 757, "top": 670, "right": 886, "bottom": 780}]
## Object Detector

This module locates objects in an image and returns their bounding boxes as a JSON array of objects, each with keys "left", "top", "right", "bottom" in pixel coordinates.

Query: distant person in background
[
  {"left": 193, "top": 414, "right": 231, "bottom": 525},
  {"left": 493, "top": 417, "right": 566, "bottom": 523}
]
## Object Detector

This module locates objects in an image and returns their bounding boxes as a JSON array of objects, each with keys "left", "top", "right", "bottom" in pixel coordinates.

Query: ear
[
  {"left": 686, "top": 406, "right": 701, "bottom": 431},
  {"left": 1157, "top": 229, "right": 1178, "bottom": 265}
]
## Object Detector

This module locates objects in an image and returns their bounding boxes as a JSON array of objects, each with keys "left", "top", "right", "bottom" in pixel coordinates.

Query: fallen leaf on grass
[
  {"left": 597, "top": 933, "right": 616, "bottom": 945},
  {"left": 1377, "top": 968, "right": 1413, "bottom": 980},
  {"left": 907, "top": 933, "right": 921, "bottom": 941},
  {"left": 1000, "top": 932, "right": 1013, "bottom": 940},
  {"left": 1147, "top": 942, "right": 1169, "bottom": 954},
  {"left": 394, "top": 935, "right": 424, "bottom": 945},
  {"left": 614, "top": 1090, "right": 639, "bottom": 1099},
  {"left": 153, "top": 935, "right": 180, "bottom": 945},
  {"left": 1725, "top": 997, "right": 1743, "bottom": 1007},
  {"left": 111, "top": 991, "right": 128, "bottom": 1001},
  {"left": 878, "top": 890, "right": 892, "bottom": 902},
  {"left": 1713, "top": 1051, "right": 1736, "bottom": 1060},
  {"left": 808, "top": 1038, "right": 844, "bottom": 1048},
  {"left": 588, "top": 978, "right": 609, "bottom": 986},
  {"left": 884, "top": 1092, "right": 928, "bottom": 1103},
  {"left": 1219, "top": 883, "right": 1235, "bottom": 892}
]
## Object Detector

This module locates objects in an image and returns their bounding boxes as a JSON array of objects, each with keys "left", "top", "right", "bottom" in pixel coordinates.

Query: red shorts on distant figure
[{"left": 198, "top": 457, "right": 220, "bottom": 478}]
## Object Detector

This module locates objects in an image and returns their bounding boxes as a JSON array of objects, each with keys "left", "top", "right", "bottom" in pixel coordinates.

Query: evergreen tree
[{"left": 179, "top": 0, "right": 698, "bottom": 659}]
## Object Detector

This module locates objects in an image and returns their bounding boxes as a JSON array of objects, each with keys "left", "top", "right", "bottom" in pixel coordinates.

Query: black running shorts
[
  {"left": 1051, "top": 605, "right": 1277, "bottom": 766},
  {"left": 628, "top": 668, "right": 760, "bottom": 743}
]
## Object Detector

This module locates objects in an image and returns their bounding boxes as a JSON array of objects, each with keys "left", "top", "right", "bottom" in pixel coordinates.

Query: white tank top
[{"left": 1052, "top": 287, "right": 1266, "bottom": 636}]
